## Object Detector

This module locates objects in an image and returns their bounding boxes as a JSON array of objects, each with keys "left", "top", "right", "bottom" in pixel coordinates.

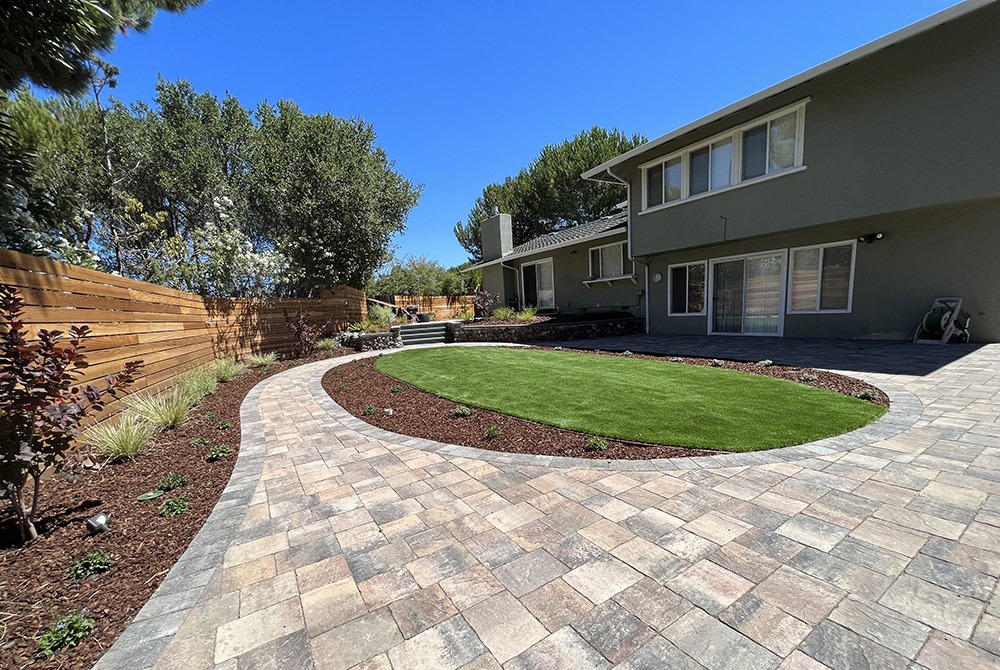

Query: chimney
[{"left": 480, "top": 212, "right": 512, "bottom": 262}]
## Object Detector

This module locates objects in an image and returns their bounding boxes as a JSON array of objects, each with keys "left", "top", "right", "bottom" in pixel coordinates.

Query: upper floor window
[
  {"left": 788, "top": 240, "right": 855, "bottom": 313},
  {"left": 642, "top": 100, "right": 807, "bottom": 211},
  {"left": 589, "top": 241, "right": 629, "bottom": 279}
]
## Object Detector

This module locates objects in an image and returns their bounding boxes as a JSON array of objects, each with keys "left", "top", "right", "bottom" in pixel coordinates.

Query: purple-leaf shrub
[{"left": 0, "top": 284, "right": 143, "bottom": 542}]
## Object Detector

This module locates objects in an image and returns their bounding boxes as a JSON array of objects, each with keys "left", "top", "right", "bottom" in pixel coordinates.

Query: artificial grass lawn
[{"left": 374, "top": 347, "right": 886, "bottom": 452}]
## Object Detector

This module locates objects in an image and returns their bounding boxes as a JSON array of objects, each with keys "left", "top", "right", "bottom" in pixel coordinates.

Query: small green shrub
[
  {"left": 584, "top": 437, "right": 609, "bottom": 452},
  {"left": 190, "top": 437, "right": 209, "bottom": 448},
  {"left": 125, "top": 390, "right": 189, "bottom": 428},
  {"left": 157, "top": 472, "right": 187, "bottom": 492},
  {"left": 362, "top": 405, "right": 376, "bottom": 416},
  {"left": 514, "top": 306, "right": 538, "bottom": 322},
  {"left": 390, "top": 384, "right": 403, "bottom": 393},
  {"left": 316, "top": 337, "right": 339, "bottom": 351},
  {"left": 710, "top": 359, "right": 725, "bottom": 368},
  {"left": 483, "top": 425, "right": 501, "bottom": 439},
  {"left": 217, "top": 420, "right": 232, "bottom": 430},
  {"left": 160, "top": 496, "right": 188, "bottom": 517},
  {"left": 800, "top": 373, "right": 818, "bottom": 382},
  {"left": 757, "top": 359, "right": 773, "bottom": 367},
  {"left": 67, "top": 551, "right": 113, "bottom": 579},
  {"left": 213, "top": 357, "right": 246, "bottom": 382},
  {"left": 84, "top": 414, "right": 156, "bottom": 461},
  {"left": 206, "top": 444, "right": 233, "bottom": 461},
  {"left": 452, "top": 405, "right": 473, "bottom": 417},
  {"left": 553, "top": 346, "right": 563, "bottom": 351},
  {"left": 670, "top": 356, "right": 684, "bottom": 363},
  {"left": 369, "top": 304, "right": 397, "bottom": 326},
  {"left": 204, "top": 411, "right": 220, "bottom": 421},
  {"left": 37, "top": 610, "right": 94, "bottom": 657},
  {"left": 492, "top": 306, "right": 515, "bottom": 320},
  {"left": 247, "top": 352, "right": 278, "bottom": 368},
  {"left": 621, "top": 350, "right": 634, "bottom": 357},
  {"left": 853, "top": 388, "right": 881, "bottom": 401},
  {"left": 176, "top": 365, "right": 218, "bottom": 405}
]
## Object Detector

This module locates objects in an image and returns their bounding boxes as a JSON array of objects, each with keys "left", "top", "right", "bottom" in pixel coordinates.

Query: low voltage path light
[{"left": 86, "top": 512, "right": 111, "bottom": 534}]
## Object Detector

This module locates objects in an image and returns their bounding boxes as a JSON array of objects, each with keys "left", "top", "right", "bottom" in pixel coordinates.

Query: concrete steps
[{"left": 399, "top": 321, "right": 453, "bottom": 346}]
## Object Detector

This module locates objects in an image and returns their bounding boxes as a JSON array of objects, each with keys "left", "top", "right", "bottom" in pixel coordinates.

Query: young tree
[{"left": 454, "top": 126, "right": 646, "bottom": 261}]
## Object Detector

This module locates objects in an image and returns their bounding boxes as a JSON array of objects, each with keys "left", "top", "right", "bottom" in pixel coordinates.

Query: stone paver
[{"left": 92, "top": 338, "right": 1000, "bottom": 670}]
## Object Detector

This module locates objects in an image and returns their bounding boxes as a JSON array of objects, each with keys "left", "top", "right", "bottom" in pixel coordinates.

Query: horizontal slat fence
[
  {"left": 378, "top": 295, "right": 474, "bottom": 319},
  {"left": 0, "top": 248, "right": 366, "bottom": 421}
]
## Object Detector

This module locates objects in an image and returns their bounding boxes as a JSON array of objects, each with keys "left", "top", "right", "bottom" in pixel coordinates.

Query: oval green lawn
[{"left": 374, "top": 347, "right": 886, "bottom": 452}]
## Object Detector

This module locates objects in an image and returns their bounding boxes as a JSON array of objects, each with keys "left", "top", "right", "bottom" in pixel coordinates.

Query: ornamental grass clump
[
  {"left": 247, "top": 352, "right": 278, "bottom": 368},
  {"left": 0, "top": 285, "right": 143, "bottom": 542},
  {"left": 584, "top": 437, "right": 609, "bottom": 452},
  {"left": 176, "top": 365, "right": 217, "bottom": 404},
  {"left": 514, "top": 306, "right": 537, "bottom": 322},
  {"left": 125, "top": 389, "right": 189, "bottom": 429},
  {"left": 853, "top": 388, "right": 881, "bottom": 402},
  {"left": 316, "top": 337, "right": 339, "bottom": 351},
  {"left": 83, "top": 414, "right": 157, "bottom": 462},
  {"left": 213, "top": 357, "right": 246, "bottom": 382},
  {"left": 492, "top": 307, "right": 515, "bottom": 320}
]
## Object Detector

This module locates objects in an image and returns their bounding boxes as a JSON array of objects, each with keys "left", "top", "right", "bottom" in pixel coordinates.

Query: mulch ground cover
[
  {"left": 323, "top": 347, "right": 888, "bottom": 461},
  {"left": 0, "top": 349, "right": 348, "bottom": 670}
]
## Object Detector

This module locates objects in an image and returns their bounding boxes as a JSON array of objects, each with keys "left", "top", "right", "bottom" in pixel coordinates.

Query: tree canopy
[
  {"left": 453, "top": 126, "right": 646, "bottom": 261},
  {"left": 0, "top": 1, "right": 204, "bottom": 94},
  {"left": 368, "top": 256, "right": 479, "bottom": 297},
  {"left": 3, "top": 79, "right": 421, "bottom": 296}
]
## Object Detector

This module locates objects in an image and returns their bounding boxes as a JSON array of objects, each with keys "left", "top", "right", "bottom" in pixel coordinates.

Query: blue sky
[{"left": 106, "top": 0, "right": 959, "bottom": 268}]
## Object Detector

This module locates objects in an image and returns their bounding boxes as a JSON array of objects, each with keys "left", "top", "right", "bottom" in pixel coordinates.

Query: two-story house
[{"left": 575, "top": 0, "right": 1000, "bottom": 341}]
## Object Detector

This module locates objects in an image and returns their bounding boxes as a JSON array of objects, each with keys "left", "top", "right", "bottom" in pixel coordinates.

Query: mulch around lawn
[
  {"left": 0, "top": 349, "right": 349, "bottom": 670},
  {"left": 323, "top": 347, "right": 888, "bottom": 461}
]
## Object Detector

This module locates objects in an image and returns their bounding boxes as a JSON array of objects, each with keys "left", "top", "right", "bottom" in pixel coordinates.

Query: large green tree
[
  {"left": 369, "top": 256, "right": 479, "bottom": 297},
  {"left": 4, "top": 80, "right": 421, "bottom": 296},
  {"left": 249, "top": 101, "right": 421, "bottom": 293},
  {"left": 454, "top": 126, "right": 646, "bottom": 261},
  {"left": 0, "top": 1, "right": 204, "bottom": 94}
]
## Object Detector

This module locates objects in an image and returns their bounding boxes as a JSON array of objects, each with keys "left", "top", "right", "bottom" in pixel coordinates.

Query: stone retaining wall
[
  {"left": 340, "top": 327, "right": 403, "bottom": 351},
  {"left": 447, "top": 316, "right": 644, "bottom": 343}
]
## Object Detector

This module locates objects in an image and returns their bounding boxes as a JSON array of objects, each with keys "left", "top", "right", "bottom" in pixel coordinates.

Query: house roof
[
  {"left": 581, "top": 0, "right": 994, "bottom": 182},
  {"left": 464, "top": 210, "right": 627, "bottom": 271}
]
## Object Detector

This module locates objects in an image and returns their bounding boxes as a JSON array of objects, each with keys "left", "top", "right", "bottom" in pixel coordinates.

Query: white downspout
[{"left": 604, "top": 167, "right": 649, "bottom": 334}]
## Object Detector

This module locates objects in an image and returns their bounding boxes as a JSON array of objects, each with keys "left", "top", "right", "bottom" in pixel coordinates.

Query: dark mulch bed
[
  {"left": 323, "top": 347, "right": 888, "bottom": 461},
  {"left": 0, "top": 349, "right": 349, "bottom": 670}
]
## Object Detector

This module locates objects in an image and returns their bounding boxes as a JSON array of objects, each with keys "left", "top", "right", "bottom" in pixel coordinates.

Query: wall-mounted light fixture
[{"left": 858, "top": 232, "right": 884, "bottom": 244}]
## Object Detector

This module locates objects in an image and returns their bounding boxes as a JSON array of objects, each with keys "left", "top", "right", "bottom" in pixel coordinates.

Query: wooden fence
[
  {"left": 0, "top": 249, "right": 366, "bottom": 401},
  {"left": 377, "top": 295, "right": 474, "bottom": 319}
]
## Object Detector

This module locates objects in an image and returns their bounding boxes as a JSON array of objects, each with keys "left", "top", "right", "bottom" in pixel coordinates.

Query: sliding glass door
[
  {"left": 521, "top": 259, "right": 555, "bottom": 309},
  {"left": 711, "top": 252, "right": 785, "bottom": 335}
]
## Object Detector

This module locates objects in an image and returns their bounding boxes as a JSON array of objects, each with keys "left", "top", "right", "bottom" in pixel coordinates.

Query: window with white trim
[
  {"left": 668, "top": 261, "right": 706, "bottom": 315},
  {"left": 788, "top": 241, "right": 855, "bottom": 313},
  {"left": 642, "top": 100, "right": 807, "bottom": 211},
  {"left": 589, "top": 242, "right": 629, "bottom": 279}
]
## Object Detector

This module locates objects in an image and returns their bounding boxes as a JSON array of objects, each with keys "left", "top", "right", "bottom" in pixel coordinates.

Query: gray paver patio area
[{"left": 94, "top": 337, "right": 1000, "bottom": 670}]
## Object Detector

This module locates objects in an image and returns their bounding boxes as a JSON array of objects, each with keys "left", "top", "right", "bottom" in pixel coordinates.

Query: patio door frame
[
  {"left": 519, "top": 258, "right": 556, "bottom": 309},
  {"left": 707, "top": 248, "right": 788, "bottom": 337}
]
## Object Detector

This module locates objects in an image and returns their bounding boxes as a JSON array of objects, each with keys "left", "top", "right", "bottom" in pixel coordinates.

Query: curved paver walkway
[{"left": 95, "top": 339, "right": 1000, "bottom": 670}]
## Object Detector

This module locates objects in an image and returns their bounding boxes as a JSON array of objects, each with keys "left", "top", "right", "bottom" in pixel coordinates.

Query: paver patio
[{"left": 94, "top": 337, "right": 1000, "bottom": 670}]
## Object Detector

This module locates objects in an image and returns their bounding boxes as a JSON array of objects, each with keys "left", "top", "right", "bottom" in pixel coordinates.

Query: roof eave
[
  {"left": 461, "top": 225, "right": 627, "bottom": 272},
  {"left": 581, "top": 0, "right": 992, "bottom": 181}
]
